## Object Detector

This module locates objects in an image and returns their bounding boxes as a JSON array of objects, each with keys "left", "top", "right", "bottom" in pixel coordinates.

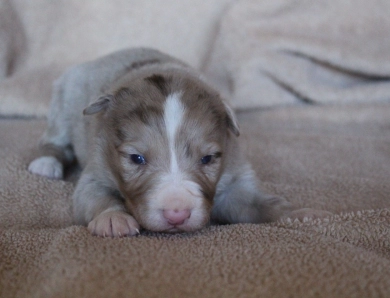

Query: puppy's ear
[
  {"left": 83, "top": 95, "right": 114, "bottom": 115},
  {"left": 223, "top": 101, "right": 240, "bottom": 137}
]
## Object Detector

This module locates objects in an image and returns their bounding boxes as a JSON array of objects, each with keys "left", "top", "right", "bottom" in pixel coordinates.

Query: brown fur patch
[{"left": 144, "top": 74, "right": 172, "bottom": 97}]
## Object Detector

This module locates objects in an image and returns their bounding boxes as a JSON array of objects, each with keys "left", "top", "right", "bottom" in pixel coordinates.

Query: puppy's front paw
[
  {"left": 28, "top": 156, "right": 63, "bottom": 179},
  {"left": 88, "top": 211, "right": 140, "bottom": 237}
]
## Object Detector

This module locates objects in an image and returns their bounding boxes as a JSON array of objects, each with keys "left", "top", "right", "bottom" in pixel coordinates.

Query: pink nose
[{"left": 163, "top": 209, "right": 191, "bottom": 226}]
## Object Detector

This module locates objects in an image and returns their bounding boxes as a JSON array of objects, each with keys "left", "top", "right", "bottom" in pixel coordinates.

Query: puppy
[{"left": 28, "top": 48, "right": 291, "bottom": 237}]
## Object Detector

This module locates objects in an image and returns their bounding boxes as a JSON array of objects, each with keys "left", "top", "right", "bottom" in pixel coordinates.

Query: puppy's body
[{"left": 29, "top": 48, "right": 291, "bottom": 236}]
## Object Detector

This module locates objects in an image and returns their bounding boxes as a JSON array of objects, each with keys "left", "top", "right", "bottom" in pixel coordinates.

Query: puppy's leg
[
  {"left": 212, "top": 163, "right": 292, "bottom": 224},
  {"left": 28, "top": 81, "right": 74, "bottom": 179},
  {"left": 73, "top": 172, "right": 140, "bottom": 237}
]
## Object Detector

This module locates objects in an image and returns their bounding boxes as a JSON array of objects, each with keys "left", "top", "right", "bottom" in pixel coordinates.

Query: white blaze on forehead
[
  {"left": 143, "top": 92, "right": 209, "bottom": 232},
  {"left": 163, "top": 92, "right": 185, "bottom": 174}
]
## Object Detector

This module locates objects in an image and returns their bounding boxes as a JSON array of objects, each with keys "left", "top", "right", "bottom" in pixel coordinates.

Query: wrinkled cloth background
[{"left": 1, "top": 0, "right": 390, "bottom": 297}]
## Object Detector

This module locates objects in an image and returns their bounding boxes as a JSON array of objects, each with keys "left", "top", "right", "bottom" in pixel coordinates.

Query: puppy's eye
[
  {"left": 130, "top": 154, "right": 146, "bottom": 165},
  {"left": 200, "top": 152, "right": 222, "bottom": 165},
  {"left": 200, "top": 155, "right": 213, "bottom": 165}
]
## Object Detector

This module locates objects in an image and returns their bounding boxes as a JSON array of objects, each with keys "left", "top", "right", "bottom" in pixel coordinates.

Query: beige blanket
[
  {"left": 205, "top": 0, "right": 390, "bottom": 109},
  {"left": 1, "top": 103, "right": 390, "bottom": 297},
  {"left": 0, "top": 0, "right": 233, "bottom": 117},
  {"left": 1, "top": 1, "right": 390, "bottom": 297}
]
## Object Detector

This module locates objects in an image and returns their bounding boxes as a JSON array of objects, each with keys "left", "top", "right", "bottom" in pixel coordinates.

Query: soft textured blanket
[
  {"left": 0, "top": 0, "right": 233, "bottom": 117},
  {"left": 205, "top": 0, "right": 390, "bottom": 109},
  {"left": 1, "top": 0, "right": 390, "bottom": 297},
  {"left": 1, "top": 102, "right": 390, "bottom": 297}
]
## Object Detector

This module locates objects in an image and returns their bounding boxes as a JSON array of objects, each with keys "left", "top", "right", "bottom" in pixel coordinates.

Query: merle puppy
[{"left": 28, "top": 48, "right": 291, "bottom": 237}]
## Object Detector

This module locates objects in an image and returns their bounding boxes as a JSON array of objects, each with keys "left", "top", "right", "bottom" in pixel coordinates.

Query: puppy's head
[{"left": 84, "top": 70, "right": 239, "bottom": 233}]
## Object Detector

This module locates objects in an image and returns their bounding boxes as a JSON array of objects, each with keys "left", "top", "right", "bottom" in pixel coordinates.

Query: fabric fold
[{"left": 205, "top": 0, "right": 390, "bottom": 109}]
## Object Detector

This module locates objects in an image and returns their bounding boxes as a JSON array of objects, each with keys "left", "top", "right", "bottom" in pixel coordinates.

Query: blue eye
[
  {"left": 201, "top": 155, "right": 213, "bottom": 165},
  {"left": 130, "top": 154, "right": 146, "bottom": 165}
]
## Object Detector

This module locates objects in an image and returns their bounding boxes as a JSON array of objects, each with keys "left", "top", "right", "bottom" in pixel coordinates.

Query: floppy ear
[
  {"left": 223, "top": 101, "right": 240, "bottom": 137},
  {"left": 83, "top": 95, "right": 114, "bottom": 115}
]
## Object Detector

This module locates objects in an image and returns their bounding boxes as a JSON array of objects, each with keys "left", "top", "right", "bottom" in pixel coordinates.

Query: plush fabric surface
[
  {"left": 1, "top": 102, "right": 390, "bottom": 297},
  {"left": 1, "top": 0, "right": 390, "bottom": 297},
  {"left": 205, "top": 0, "right": 390, "bottom": 110},
  {"left": 0, "top": 0, "right": 233, "bottom": 117}
]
